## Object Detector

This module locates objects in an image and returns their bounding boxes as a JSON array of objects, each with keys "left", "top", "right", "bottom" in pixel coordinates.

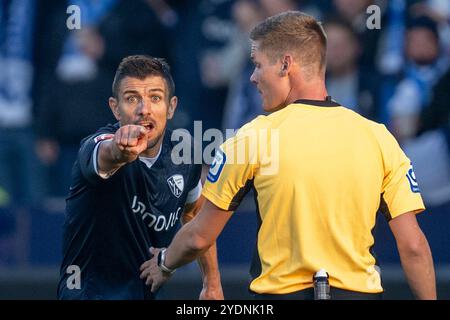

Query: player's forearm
[
  {"left": 97, "top": 139, "right": 127, "bottom": 174},
  {"left": 399, "top": 236, "right": 436, "bottom": 299}
]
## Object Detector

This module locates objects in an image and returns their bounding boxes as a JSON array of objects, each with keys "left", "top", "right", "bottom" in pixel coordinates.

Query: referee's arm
[
  {"left": 141, "top": 198, "right": 232, "bottom": 293},
  {"left": 389, "top": 211, "right": 437, "bottom": 299},
  {"left": 167, "top": 198, "right": 232, "bottom": 267},
  {"left": 181, "top": 196, "right": 224, "bottom": 300}
]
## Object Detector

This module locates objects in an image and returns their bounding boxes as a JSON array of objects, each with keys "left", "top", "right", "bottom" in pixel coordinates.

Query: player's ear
[
  {"left": 109, "top": 97, "right": 121, "bottom": 121},
  {"left": 167, "top": 96, "right": 177, "bottom": 120}
]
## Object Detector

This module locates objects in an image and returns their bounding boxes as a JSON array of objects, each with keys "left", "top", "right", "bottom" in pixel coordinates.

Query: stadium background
[{"left": 0, "top": 0, "right": 449, "bottom": 299}]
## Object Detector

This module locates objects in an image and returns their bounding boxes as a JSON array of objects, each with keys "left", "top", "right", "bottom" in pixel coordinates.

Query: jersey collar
[
  {"left": 293, "top": 96, "right": 340, "bottom": 107},
  {"left": 139, "top": 143, "right": 162, "bottom": 169}
]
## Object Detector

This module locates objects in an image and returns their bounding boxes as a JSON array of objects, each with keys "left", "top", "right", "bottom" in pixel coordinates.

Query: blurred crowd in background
[{"left": 0, "top": 0, "right": 449, "bottom": 267}]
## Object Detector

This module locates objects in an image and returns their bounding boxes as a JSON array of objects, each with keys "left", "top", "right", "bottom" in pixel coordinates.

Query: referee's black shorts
[{"left": 253, "top": 287, "right": 382, "bottom": 300}]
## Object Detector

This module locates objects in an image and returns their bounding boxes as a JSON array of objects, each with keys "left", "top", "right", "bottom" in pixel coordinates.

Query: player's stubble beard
[{"left": 146, "top": 126, "right": 166, "bottom": 152}]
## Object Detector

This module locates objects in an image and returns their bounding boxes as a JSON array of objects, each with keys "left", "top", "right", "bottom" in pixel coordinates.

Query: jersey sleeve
[
  {"left": 378, "top": 125, "right": 425, "bottom": 220},
  {"left": 185, "top": 163, "right": 202, "bottom": 204},
  {"left": 202, "top": 121, "right": 260, "bottom": 211},
  {"left": 77, "top": 124, "right": 117, "bottom": 185}
]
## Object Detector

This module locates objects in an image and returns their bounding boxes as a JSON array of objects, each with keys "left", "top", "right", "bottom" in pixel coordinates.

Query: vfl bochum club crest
[{"left": 167, "top": 174, "right": 184, "bottom": 198}]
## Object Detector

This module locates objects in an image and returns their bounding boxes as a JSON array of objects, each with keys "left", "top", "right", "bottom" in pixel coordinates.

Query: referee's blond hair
[{"left": 250, "top": 11, "right": 327, "bottom": 79}]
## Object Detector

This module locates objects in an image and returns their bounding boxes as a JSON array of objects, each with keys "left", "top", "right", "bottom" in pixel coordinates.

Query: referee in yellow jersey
[{"left": 140, "top": 11, "right": 436, "bottom": 300}]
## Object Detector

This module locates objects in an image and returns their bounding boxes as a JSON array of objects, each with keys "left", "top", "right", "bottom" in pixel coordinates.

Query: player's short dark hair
[
  {"left": 112, "top": 55, "right": 175, "bottom": 99},
  {"left": 250, "top": 11, "right": 327, "bottom": 77}
]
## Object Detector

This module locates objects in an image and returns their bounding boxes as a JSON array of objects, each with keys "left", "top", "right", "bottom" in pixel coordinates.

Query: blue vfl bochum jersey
[{"left": 58, "top": 123, "right": 201, "bottom": 300}]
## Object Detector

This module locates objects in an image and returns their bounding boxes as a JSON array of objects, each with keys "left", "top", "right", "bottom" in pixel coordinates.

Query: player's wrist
[
  {"left": 157, "top": 248, "right": 176, "bottom": 275},
  {"left": 109, "top": 140, "right": 131, "bottom": 164}
]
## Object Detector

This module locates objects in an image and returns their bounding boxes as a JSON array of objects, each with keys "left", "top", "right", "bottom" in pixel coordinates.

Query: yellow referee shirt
[{"left": 202, "top": 98, "right": 425, "bottom": 294}]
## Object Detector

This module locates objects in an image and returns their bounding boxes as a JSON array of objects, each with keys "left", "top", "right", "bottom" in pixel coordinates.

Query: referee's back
[{"left": 202, "top": 98, "right": 425, "bottom": 295}]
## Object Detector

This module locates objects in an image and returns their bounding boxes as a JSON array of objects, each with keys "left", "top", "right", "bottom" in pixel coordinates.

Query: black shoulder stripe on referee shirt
[
  {"left": 227, "top": 179, "right": 254, "bottom": 211},
  {"left": 379, "top": 193, "right": 392, "bottom": 222}
]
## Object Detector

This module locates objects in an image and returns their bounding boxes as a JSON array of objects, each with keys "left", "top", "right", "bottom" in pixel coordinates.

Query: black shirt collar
[{"left": 293, "top": 96, "right": 340, "bottom": 107}]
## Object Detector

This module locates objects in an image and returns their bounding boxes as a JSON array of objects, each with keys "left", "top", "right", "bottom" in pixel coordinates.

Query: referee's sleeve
[
  {"left": 380, "top": 126, "right": 425, "bottom": 220},
  {"left": 202, "top": 124, "right": 259, "bottom": 211}
]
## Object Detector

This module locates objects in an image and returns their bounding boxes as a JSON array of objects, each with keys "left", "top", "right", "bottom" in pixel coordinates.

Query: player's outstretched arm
[
  {"left": 389, "top": 211, "right": 437, "bottom": 299},
  {"left": 98, "top": 125, "right": 149, "bottom": 175},
  {"left": 182, "top": 196, "right": 224, "bottom": 300}
]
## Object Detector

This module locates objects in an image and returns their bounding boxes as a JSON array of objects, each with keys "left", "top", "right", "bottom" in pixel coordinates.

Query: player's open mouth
[{"left": 139, "top": 122, "right": 155, "bottom": 131}]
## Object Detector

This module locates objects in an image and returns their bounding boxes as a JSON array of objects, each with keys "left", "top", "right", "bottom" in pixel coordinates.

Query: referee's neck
[{"left": 286, "top": 79, "right": 328, "bottom": 104}]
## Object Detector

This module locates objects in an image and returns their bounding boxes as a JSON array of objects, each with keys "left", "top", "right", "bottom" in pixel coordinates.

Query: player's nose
[{"left": 138, "top": 98, "right": 152, "bottom": 116}]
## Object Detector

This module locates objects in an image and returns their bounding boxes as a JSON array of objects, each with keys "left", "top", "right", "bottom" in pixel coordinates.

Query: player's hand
[
  {"left": 199, "top": 284, "right": 224, "bottom": 300},
  {"left": 111, "top": 125, "right": 149, "bottom": 163},
  {"left": 139, "top": 247, "right": 172, "bottom": 293}
]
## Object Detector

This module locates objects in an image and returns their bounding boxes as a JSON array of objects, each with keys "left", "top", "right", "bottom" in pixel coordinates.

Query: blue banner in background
[{"left": 0, "top": 0, "right": 36, "bottom": 126}]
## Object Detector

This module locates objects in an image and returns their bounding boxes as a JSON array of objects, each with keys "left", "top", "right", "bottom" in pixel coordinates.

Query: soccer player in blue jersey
[{"left": 58, "top": 55, "right": 223, "bottom": 300}]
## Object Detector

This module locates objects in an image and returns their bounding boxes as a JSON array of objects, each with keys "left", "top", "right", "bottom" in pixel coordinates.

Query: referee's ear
[
  {"left": 109, "top": 97, "right": 121, "bottom": 121},
  {"left": 167, "top": 96, "right": 178, "bottom": 120}
]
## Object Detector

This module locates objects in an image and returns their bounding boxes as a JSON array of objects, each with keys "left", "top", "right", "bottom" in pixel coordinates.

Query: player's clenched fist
[{"left": 111, "top": 125, "right": 149, "bottom": 163}]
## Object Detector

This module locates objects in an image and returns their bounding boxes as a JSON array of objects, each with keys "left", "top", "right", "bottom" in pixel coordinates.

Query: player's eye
[
  {"left": 151, "top": 95, "right": 162, "bottom": 103},
  {"left": 127, "top": 96, "right": 139, "bottom": 103}
]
